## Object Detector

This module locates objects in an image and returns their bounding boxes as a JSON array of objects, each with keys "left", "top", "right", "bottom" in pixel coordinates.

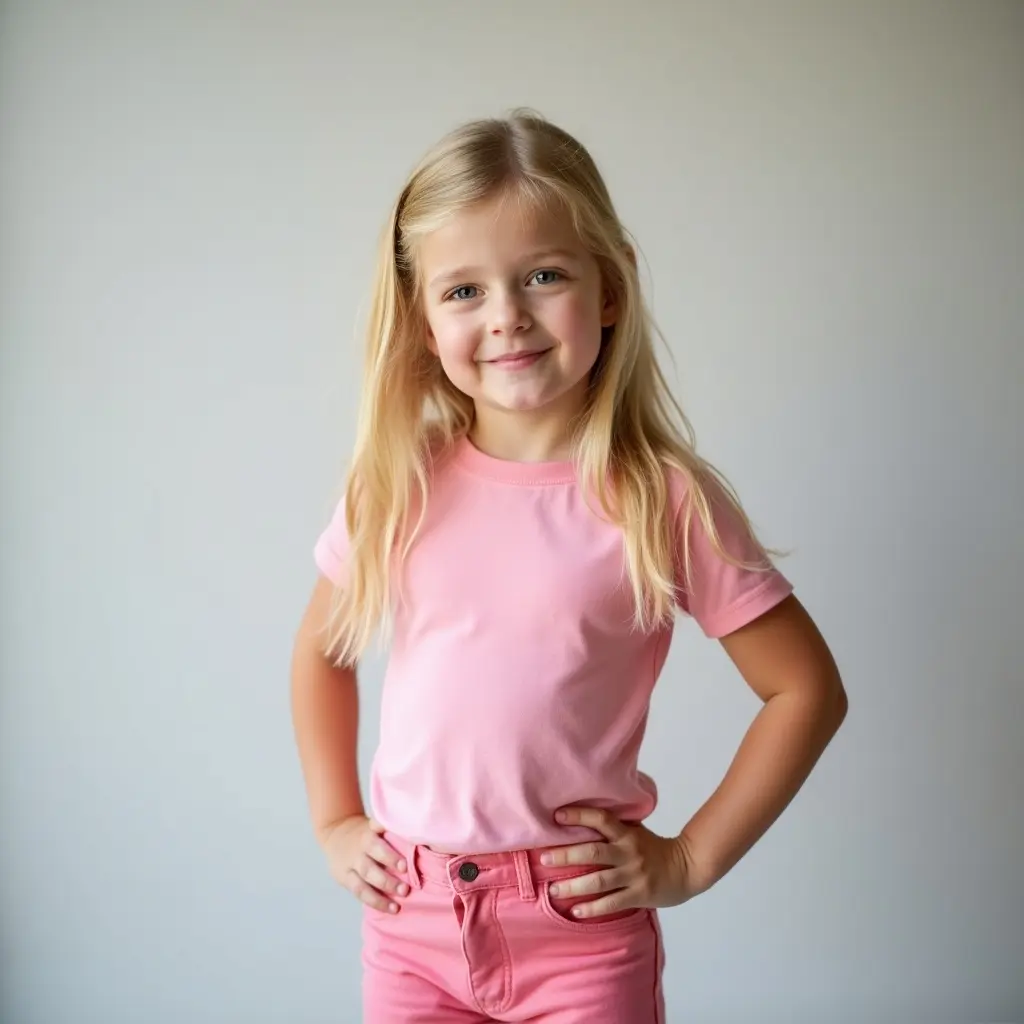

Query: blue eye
[
  {"left": 530, "top": 270, "right": 561, "bottom": 286},
  {"left": 448, "top": 285, "right": 478, "bottom": 301}
]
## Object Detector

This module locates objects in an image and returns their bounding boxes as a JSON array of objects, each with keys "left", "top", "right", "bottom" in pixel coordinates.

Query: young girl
[{"left": 291, "top": 110, "right": 847, "bottom": 1023}]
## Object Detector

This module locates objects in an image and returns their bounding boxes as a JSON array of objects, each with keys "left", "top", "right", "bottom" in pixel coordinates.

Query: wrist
[
  {"left": 675, "top": 829, "right": 718, "bottom": 896},
  {"left": 316, "top": 812, "right": 365, "bottom": 850}
]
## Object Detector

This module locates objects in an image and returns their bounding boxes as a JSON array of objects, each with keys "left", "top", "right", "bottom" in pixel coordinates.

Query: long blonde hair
[{"left": 327, "top": 110, "right": 774, "bottom": 665}]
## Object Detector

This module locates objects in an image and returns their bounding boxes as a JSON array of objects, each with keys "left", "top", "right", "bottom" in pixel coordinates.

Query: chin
[{"left": 493, "top": 391, "right": 559, "bottom": 413}]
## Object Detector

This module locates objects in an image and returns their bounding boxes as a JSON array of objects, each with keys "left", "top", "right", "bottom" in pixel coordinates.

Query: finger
[
  {"left": 345, "top": 869, "right": 399, "bottom": 914},
  {"left": 361, "top": 855, "right": 409, "bottom": 897},
  {"left": 568, "top": 891, "right": 636, "bottom": 921},
  {"left": 548, "top": 868, "right": 625, "bottom": 900},
  {"left": 366, "top": 834, "right": 407, "bottom": 874},
  {"left": 540, "top": 841, "right": 623, "bottom": 869},
  {"left": 362, "top": 827, "right": 407, "bottom": 874},
  {"left": 367, "top": 817, "right": 386, "bottom": 834},
  {"left": 556, "top": 807, "right": 628, "bottom": 842}
]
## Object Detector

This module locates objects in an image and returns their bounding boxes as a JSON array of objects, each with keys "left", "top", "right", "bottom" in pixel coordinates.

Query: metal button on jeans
[{"left": 458, "top": 862, "right": 479, "bottom": 882}]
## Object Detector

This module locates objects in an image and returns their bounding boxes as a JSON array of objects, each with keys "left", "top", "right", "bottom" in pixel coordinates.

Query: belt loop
[
  {"left": 513, "top": 850, "right": 535, "bottom": 901},
  {"left": 406, "top": 845, "right": 423, "bottom": 890}
]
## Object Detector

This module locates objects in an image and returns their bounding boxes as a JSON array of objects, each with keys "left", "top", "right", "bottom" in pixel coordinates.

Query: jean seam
[
  {"left": 491, "top": 887, "right": 514, "bottom": 1015},
  {"left": 649, "top": 911, "right": 664, "bottom": 1024}
]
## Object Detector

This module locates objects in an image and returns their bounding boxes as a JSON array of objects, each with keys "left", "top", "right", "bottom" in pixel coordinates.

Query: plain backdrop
[{"left": 1, "top": 2, "right": 1022, "bottom": 1022}]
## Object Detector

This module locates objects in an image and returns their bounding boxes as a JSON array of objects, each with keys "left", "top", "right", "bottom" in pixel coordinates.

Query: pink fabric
[
  {"left": 361, "top": 833, "right": 665, "bottom": 1022},
  {"left": 314, "top": 437, "right": 793, "bottom": 854}
]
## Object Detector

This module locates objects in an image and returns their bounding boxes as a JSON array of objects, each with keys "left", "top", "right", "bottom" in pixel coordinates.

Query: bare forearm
[
  {"left": 680, "top": 686, "right": 847, "bottom": 891},
  {"left": 290, "top": 643, "right": 364, "bottom": 845}
]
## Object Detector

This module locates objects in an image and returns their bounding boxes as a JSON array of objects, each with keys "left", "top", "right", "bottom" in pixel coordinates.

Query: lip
[{"left": 486, "top": 348, "right": 551, "bottom": 369}]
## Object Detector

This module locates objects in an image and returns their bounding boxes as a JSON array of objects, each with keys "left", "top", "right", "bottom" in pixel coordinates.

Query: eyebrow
[{"left": 427, "top": 249, "right": 582, "bottom": 290}]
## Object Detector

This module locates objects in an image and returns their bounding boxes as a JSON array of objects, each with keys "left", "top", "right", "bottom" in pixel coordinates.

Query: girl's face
[{"left": 417, "top": 195, "right": 617, "bottom": 442}]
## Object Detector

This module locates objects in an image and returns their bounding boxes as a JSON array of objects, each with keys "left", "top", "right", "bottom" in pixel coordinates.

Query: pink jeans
[{"left": 361, "top": 833, "right": 665, "bottom": 1022}]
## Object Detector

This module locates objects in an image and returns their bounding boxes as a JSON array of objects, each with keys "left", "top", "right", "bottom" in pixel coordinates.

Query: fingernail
[
  {"left": 556, "top": 811, "right": 569, "bottom": 823},
  {"left": 397, "top": 883, "right": 409, "bottom": 896},
  {"left": 572, "top": 906, "right": 583, "bottom": 917},
  {"left": 397, "top": 859, "right": 407, "bottom": 872},
  {"left": 540, "top": 853, "right": 553, "bottom": 866},
  {"left": 388, "top": 903, "right": 398, "bottom": 914},
  {"left": 549, "top": 883, "right": 560, "bottom": 896}
]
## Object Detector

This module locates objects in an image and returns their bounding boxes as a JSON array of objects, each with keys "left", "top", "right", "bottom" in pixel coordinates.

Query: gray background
[{"left": 2, "top": 1, "right": 1022, "bottom": 1021}]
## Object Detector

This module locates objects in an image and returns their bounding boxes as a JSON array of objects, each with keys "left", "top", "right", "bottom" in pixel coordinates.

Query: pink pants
[{"left": 361, "top": 833, "right": 665, "bottom": 1022}]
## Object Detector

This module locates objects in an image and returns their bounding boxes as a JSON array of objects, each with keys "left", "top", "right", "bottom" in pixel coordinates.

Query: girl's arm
[
  {"left": 545, "top": 594, "right": 846, "bottom": 916},
  {"left": 680, "top": 593, "right": 847, "bottom": 890},
  {"left": 291, "top": 576, "right": 408, "bottom": 911},
  {"left": 290, "top": 576, "right": 365, "bottom": 844}
]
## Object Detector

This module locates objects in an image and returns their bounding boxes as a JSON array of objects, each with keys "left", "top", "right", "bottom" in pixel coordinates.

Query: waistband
[{"left": 385, "top": 832, "right": 586, "bottom": 901}]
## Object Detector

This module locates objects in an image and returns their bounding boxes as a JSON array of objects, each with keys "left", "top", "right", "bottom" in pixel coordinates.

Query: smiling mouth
[{"left": 486, "top": 348, "right": 552, "bottom": 368}]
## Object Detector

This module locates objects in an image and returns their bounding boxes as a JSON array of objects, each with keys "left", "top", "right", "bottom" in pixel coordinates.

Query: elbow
[{"left": 830, "top": 674, "right": 849, "bottom": 731}]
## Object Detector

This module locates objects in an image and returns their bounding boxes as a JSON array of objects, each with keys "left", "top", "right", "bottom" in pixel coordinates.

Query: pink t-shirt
[{"left": 314, "top": 437, "right": 793, "bottom": 854}]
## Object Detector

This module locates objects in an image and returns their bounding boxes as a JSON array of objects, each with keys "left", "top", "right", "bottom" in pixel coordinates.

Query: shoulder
[
  {"left": 664, "top": 460, "right": 793, "bottom": 636},
  {"left": 661, "top": 460, "right": 732, "bottom": 525},
  {"left": 662, "top": 461, "right": 693, "bottom": 511}
]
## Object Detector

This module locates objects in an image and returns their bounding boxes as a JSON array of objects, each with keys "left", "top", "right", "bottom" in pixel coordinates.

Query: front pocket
[{"left": 539, "top": 883, "right": 650, "bottom": 933}]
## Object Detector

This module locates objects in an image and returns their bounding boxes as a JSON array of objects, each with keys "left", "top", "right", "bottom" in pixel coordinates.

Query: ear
[
  {"left": 600, "top": 284, "right": 619, "bottom": 329},
  {"left": 600, "top": 245, "right": 635, "bottom": 328},
  {"left": 425, "top": 323, "right": 439, "bottom": 356}
]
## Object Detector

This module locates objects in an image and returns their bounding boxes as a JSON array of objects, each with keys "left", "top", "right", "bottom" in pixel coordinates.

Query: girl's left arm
[
  {"left": 676, "top": 592, "right": 847, "bottom": 892},
  {"left": 546, "top": 594, "right": 847, "bottom": 915}
]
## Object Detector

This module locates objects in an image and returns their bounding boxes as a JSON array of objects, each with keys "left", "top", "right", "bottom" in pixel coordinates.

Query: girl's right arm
[{"left": 290, "top": 576, "right": 409, "bottom": 913}]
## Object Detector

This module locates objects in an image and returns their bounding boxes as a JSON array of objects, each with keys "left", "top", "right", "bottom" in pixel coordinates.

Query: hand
[
  {"left": 321, "top": 815, "right": 409, "bottom": 914},
  {"left": 541, "top": 806, "right": 703, "bottom": 921}
]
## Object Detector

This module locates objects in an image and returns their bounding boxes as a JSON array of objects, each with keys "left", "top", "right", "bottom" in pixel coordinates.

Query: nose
[{"left": 488, "top": 288, "right": 531, "bottom": 336}]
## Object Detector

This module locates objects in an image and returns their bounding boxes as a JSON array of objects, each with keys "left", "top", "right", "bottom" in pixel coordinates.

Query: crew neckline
[{"left": 452, "top": 435, "right": 577, "bottom": 485}]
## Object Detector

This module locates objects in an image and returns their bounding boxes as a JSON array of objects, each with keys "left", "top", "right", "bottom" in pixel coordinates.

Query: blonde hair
[{"left": 327, "top": 109, "right": 774, "bottom": 665}]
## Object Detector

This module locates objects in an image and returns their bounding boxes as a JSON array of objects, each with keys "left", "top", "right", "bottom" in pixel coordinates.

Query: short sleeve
[
  {"left": 313, "top": 495, "right": 350, "bottom": 586},
  {"left": 673, "top": 472, "right": 793, "bottom": 638}
]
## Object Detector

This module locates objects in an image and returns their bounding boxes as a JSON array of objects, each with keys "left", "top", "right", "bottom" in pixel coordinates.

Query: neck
[{"left": 469, "top": 399, "right": 583, "bottom": 463}]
